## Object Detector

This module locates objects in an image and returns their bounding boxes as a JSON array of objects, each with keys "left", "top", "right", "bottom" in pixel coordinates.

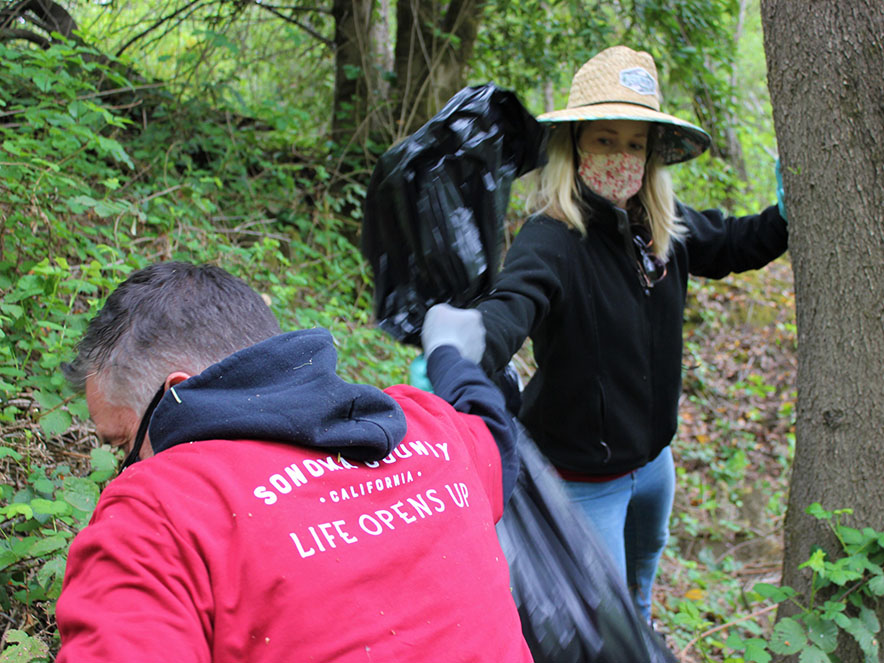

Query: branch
[
  {"left": 254, "top": 2, "right": 332, "bottom": 46},
  {"left": 123, "top": 3, "right": 208, "bottom": 61},
  {"left": 115, "top": 0, "right": 205, "bottom": 57},
  {"left": 1, "top": 0, "right": 78, "bottom": 38},
  {"left": 677, "top": 603, "right": 777, "bottom": 662},
  {"left": 252, "top": 2, "right": 329, "bottom": 13},
  {"left": 76, "top": 82, "right": 168, "bottom": 100},
  {"left": 0, "top": 27, "right": 50, "bottom": 48}
]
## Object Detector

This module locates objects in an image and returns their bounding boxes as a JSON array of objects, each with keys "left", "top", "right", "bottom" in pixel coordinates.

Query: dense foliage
[{"left": 0, "top": 1, "right": 838, "bottom": 660}]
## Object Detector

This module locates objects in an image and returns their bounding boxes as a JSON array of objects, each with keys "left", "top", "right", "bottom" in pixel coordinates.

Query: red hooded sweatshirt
[{"left": 56, "top": 331, "right": 531, "bottom": 662}]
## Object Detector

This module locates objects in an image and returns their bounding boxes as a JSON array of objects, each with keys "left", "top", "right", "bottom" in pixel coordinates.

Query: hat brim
[{"left": 537, "top": 102, "right": 710, "bottom": 165}]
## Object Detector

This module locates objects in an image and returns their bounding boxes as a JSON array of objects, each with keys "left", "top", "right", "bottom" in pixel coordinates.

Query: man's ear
[{"left": 164, "top": 371, "right": 192, "bottom": 392}]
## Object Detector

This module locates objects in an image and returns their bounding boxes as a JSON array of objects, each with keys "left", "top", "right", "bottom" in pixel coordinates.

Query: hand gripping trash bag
[
  {"left": 497, "top": 421, "right": 677, "bottom": 663},
  {"left": 362, "top": 83, "right": 547, "bottom": 346}
]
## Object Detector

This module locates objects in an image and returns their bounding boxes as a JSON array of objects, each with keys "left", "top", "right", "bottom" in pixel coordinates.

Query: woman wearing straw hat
[{"left": 425, "top": 45, "right": 788, "bottom": 623}]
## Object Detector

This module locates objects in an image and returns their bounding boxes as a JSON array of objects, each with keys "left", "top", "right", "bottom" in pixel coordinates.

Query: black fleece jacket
[{"left": 478, "top": 193, "right": 788, "bottom": 476}]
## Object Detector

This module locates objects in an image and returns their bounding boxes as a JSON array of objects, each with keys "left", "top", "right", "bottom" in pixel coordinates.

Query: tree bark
[
  {"left": 331, "top": 0, "right": 485, "bottom": 153},
  {"left": 0, "top": 0, "right": 80, "bottom": 45},
  {"left": 761, "top": 1, "right": 884, "bottom": 660},
  {"left": 331, "top": 0, "right": 377, "bottom": 150},
  {"left": 392, "top": 0, "right": 485, "bottom": 140}
]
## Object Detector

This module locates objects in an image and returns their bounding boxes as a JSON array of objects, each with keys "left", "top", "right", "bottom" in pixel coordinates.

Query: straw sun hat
[{"left": 538, "top": 46, "right": 711, "bottom": 164}]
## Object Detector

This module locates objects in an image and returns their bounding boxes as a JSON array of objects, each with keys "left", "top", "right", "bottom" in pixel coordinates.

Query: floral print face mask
[{"left": 576, "top": 150, "right": 645, "bottom": 208}]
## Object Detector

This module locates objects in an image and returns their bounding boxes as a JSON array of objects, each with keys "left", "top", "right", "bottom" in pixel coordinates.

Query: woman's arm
[
  {"left": 682, "top": 203, "right": 788, "bottom": 279},
  {"left": 477, "top": 216, "right": 574, "bottom": 374}
]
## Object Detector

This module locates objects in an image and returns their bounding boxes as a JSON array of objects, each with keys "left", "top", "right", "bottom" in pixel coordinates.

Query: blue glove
[
  {"left": 421, "top": 303, "right": 486, "bottom": 364},
  {"left": 775, "top": 158, "right": 788, "bottom": 222},
  {"left": 409, "top": 354, "right": 434, "bottom": 393}
]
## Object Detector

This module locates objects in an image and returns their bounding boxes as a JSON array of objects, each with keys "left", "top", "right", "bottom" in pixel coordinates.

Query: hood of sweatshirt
[{"left": 147, "top": 328, "right": 407, "bottom": 462}]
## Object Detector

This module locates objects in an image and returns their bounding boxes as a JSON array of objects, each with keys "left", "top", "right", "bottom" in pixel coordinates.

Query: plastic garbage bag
[
  {"left": 498, "top": 421, "right": 677, "bottom": 662},
  {"left": 362, "top": 83, "right": 547, "bottom": 346}
]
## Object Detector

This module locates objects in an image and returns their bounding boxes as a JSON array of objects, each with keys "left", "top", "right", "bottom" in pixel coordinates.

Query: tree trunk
[
  {"left": 0, "top": 0, "right": 80, "bottom": 46},
  {"left": 392, "top": 0, "right": 485, "bottom": 140},
  {"left": 331, "top": 0, "right": 377, "bottom": 151},
  {"left": 761, "top": 1, "right": 884, "bottom": 660},
  {"left": 331, "top": 0, "right": 484, "bottom": 152}
]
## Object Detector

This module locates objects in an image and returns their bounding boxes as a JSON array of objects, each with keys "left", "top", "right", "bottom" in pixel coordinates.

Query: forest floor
[{"left": 657, "top": 256, "right": 797, "bottom": 660}]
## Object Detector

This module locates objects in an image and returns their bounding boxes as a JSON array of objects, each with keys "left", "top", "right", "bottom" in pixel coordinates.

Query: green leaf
[
  {"left": 29, "top": 499, "right": 70, "bottom": 517},
  {"left": 0, "top": 302, "right": 23, "bottom": 320},
  {"left": 68, "top": 398, "right": 91, "bottom": 422},
  {"left": 797, "top": 645, "right": 831, "bottom": 663},
  {"left": 27, "top": 534, "right": 66, "bottom": 557},
  {"left": 1, "top": 504, "right": 33, "bottom": 520},
  {"left": 861, "top": 527, "right": 879, "bottom": 541},
  {"left": 744, "top": 638, "right": 772, "bottom": 663},
  {"left": 32, "top": 389, "right": 61, "bottom": 410},
  {"left": 725, "top": 631, "right": 745, "bottom": 649},
  {"left": 61, "top": 476, "right": 99, "bottom": 513},
  {"left": 0, "top": 628, "right": 49, "bottom": 662},
  {"left": 858, "top": 605, "right": 880, "bottom": 634},
  {"left": 838, "top": 615, "right": 878, "bottom": 657},
  {"left": 38, "top": 407, "right": 71, "bottom": 438},
  {"left": 342, "top": 64, "right": 362, "bottom": 80},
  {"left": 95, "top": 135, "right": 133, "bottom": 169},
  {"left": 770, "top": 618, "right": 806, "bottom": 655},
  {"left": 31, "top": 70, "right": 53, "bottom": 92},
  {"left": 13, "top": 488, "right": 34, "bottom": 505},
  {"left": 823, "top": 557, "right": 862, "bottom": 585},
  {"left": 753, "top": 582, "right": 795, "bottom": 602},
  {"left": 0, "top": 447, "right": 23, "bottom": 461},
  {"left": 90, "top": 447, "right": 117, "bottom": 473},
  {"left": 859, "top": 557, "right": 883, "bottom": 576},
  {"left": 0, "top": 548, "right": 19, "bottom": 572},
  {"left": 92, "top": 198, "right": 128, "bottom": 218},
  {"left": 31, "top": 319, "right": 66, "bottom": 332},
  {"left": 32, "top": 479, "right": 55, "bottom": 496},
  {"left": 868, "top": 574, "right": 884, "bottom": 596},
  {"left": 36, "top": 556, "right": 66, "bottom": 600},
  {"left": 839, "top": 526, "right": 864, "bottom": 546},
  {"left": 807, "top": 502, "right": 831, "bottom": 520},
  {"left": 65, "top": 195, "right": 97, "bottom": 213},
  {"left": 804, "top": 613, "right": 839, "bottom": 653},
  {"left": 67, "top": 99, "right": 88, "bottom": 119},
  {"left": 800, "top": 548, "right": 827, "bottom": 573},
  {"left": 10, "top": 536, "right": 36, "bottom": 556}
]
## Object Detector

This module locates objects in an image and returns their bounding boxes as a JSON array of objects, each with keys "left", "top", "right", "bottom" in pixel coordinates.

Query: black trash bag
[
  {"left": 362, "top": 83, "right": 547, "bottom": 345},
  {"left": 498, "top": 422, "right": 677, "bottom": 663}
]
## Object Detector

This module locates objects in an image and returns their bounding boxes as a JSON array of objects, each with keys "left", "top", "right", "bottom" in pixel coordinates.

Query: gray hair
[{"left": 63, "top": 261, "right": 281, "bottom": 414}]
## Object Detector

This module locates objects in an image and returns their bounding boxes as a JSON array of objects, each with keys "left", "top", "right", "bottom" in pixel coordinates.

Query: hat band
[{"left": 569, "top": 99, "right": 660, "bottom": 113}]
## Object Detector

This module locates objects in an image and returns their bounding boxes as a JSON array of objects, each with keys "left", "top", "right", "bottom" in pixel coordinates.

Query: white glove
[{"left": 421, "top": 303, "right": 486, "bottom": 364}]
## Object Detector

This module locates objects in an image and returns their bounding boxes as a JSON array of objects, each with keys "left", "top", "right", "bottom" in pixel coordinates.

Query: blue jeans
[{"left": 562, "top": 446, "right": 675, "bottom": 622}]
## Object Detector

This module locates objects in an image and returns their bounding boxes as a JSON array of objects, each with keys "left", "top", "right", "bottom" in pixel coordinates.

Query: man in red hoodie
[{"left": 56, "top": 261, "right": 531, "bottom": 663}]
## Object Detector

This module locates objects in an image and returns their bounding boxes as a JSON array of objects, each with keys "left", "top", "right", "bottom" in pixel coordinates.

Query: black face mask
[{"left": 119, "top": 384, "right": 166, "bottom": 473}]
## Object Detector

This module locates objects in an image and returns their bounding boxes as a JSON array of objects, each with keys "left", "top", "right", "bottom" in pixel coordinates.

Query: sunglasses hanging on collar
[
  {"left": 630, "top": 223, "right": 668, "bottom": 289},
  {"left": 613, "top": 207, "right": 668, "bottom": 292}
]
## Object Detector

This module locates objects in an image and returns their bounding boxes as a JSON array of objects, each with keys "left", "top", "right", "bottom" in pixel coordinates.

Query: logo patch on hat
[{"left": 619, "top": 67, "right": 656, "bottom": 96}]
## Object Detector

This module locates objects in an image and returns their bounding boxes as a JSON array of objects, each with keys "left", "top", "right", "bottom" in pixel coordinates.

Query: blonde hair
[{"left": 525, "top": 123, "right": 684, "bottom": 258}]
